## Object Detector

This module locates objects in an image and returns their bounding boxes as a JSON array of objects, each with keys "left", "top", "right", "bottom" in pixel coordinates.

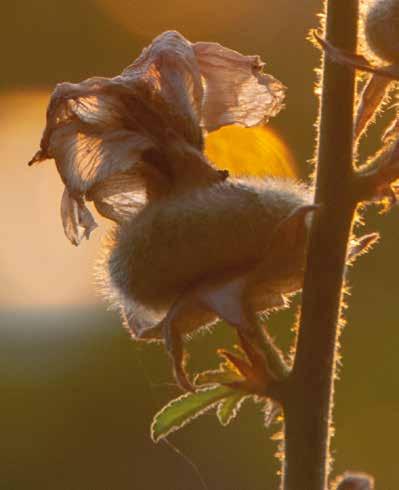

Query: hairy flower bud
[
  {"left": 334, "top": 471, "right": 375, "bottom": 490},
  {"left": 100, "top": 178, "right": 312, "bottom": 339},
  {"left": 364, "top": 0, "right": 399, "bottom": 63}
]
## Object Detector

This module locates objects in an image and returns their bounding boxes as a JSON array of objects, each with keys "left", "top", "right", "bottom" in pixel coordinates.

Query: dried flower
[
  {"left": 31, "top": 31, "right": 316, "bottom": 389},
  {"left": 30, "top": 31, "right": 285, "bottom": 244}
]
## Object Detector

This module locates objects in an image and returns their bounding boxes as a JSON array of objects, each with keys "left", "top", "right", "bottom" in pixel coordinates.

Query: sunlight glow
[{"left": 205, "top": 125, "right": 296, "bottom": 178}]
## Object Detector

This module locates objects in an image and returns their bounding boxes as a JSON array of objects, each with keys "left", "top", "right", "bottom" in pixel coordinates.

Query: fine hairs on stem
[{"left": 281, "top": 1, "right": 359, "bottom": 489}]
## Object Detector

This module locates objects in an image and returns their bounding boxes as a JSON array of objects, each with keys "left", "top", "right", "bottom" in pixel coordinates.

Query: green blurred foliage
[{"left": 2, "top": 0, "right": 399, "bottom": 489}]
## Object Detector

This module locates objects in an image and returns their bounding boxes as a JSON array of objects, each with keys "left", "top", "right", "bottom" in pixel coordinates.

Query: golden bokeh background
[
  {"left": 206, "top": 126, "right": 296, "bottom": 178},
  {"left": 2, "top": 1, "right": 399, "bottom": 489}
]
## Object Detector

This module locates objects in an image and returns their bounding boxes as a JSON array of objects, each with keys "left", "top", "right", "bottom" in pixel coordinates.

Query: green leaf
[
  {"left": 194, "top": 369, "right": 244, "bottom": 386},
  {"left": 217, "top": 392, "right": 248, "bottom": 426},
  {"left": 151, "top": 385, "right": 235, "bottom": 442}
]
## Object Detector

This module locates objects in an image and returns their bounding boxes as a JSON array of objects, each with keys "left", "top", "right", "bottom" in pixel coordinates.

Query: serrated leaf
[
  {"left": 151, "top": 385, "right": 235, "bottom": 442},
  {"left": 194, "top": 369, "right": 244, "bottom": 386},
  {"left": 217, "top": 392, "right": 248, "bottom": 426}
]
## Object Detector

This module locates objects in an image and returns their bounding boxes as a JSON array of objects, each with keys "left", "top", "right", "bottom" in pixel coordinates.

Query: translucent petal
[
  {"left": 60, "top": 188, "right": 98, "bottom": 246},
  {"left": 193, "top": 41, "right": 285, "bottom": 130}
]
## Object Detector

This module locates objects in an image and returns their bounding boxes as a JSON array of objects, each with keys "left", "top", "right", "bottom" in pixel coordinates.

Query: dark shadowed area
[{"left": 1, "top": 1, "right": 398, "bottom": 488}]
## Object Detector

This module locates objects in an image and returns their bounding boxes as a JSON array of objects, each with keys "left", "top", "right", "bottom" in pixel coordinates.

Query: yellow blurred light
[{"left": 205, "top": 125, "right": 296, "bottom": 178}]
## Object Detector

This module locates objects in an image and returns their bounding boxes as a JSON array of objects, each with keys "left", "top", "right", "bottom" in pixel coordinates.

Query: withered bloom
[{"left": 31, "top": 31, "right": 313, "bottom": 389}]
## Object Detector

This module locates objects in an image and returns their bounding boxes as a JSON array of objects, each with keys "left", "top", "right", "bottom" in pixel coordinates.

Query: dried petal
[
  {"left": 31, "top": 31, "right": 286, "bottom": 245},
  {"left": 51, "top": 119, "right": 153, "bottom": 196},
  {"left": 60, "top": 188, "right": 98, "bottom": 246},
  {"left": 193, "top": 41, "right": 285, "bottom": 130}
]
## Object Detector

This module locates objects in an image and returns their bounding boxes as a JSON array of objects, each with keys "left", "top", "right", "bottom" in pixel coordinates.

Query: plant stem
[{"left": 281, "top": 2, "right": 359, "bottom": 489}]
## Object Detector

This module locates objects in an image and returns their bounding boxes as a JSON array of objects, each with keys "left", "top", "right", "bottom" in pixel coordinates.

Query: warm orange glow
[{"left": 205, "top": 125, "right": 296, "bottom": 178}]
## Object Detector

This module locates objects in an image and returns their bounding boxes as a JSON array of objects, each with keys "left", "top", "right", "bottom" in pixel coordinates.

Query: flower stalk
[{"left": 281, "top": 1, "right": 359, "bottom": 489}]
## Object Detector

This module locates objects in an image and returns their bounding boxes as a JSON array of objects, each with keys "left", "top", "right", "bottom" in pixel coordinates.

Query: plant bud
[
  {"left": 334, "top": 471, "right": 375, "bottom": 490},
  {"left": 364, "top": 0, "right": 399, "bottom": 63},
  {"left": 100, "top": 177, "right": 312, "bottom": 339}
]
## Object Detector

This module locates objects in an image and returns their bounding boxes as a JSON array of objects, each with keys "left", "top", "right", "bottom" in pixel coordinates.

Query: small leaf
[
  {"left": 194, "top": 369, "right": 244, "bottom": 386},
  {"left": 217, "top": 392, "right": 248, "bottom": 426},
  {"left": 151, "top": 385, "right": 235, "bottom": 442},
  {"left": 355, "top": 74, "right": 392, "bottom": 141}
]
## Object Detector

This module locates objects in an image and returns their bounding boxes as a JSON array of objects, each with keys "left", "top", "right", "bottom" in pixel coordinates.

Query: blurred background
[{"left": 2, "top": 1, "right": 399, "bottom": 488}]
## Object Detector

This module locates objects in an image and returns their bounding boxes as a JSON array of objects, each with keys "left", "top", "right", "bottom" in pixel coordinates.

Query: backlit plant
[{"left": 30, "top": 1, "right": 399, "bottom": 488}]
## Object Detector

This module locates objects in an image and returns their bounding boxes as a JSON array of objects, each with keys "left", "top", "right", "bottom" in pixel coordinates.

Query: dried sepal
[
  {"left": 193, "top": 348, "right": 275, "bottom": 428},
  {"left": 195, "top": 339, "right": 276, "bottom": 398},
  {"left": 218, "top": 350, "right": 258, "bottom": 384},
  {"left": 217, "top": 343, "right": 276, "bottom": 396}
]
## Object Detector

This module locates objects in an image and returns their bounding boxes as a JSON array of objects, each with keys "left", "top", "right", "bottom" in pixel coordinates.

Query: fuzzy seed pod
[
  {"left": 364, "top": 0, "right": 399, "bottom": 63},
  {"left": 100, "top": 177, "right": 312, "bottom": 339}
]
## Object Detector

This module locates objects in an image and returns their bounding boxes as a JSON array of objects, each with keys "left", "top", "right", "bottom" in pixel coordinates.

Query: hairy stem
[{"left": 281, "top": 2, "right": 359, "bottom": 489}]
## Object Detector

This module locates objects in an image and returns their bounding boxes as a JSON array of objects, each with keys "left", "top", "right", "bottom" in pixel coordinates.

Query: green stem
[{"left": 281, "top": 2, "right": 359, "bottom": 489}]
